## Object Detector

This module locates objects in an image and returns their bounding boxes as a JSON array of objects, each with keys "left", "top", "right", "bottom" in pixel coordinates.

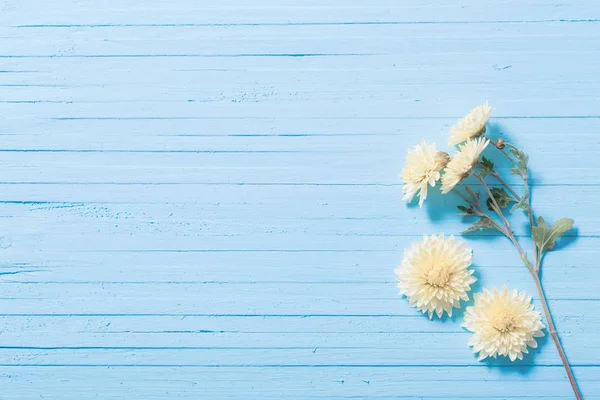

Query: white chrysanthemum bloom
[
  {"left": 401, "top": 141, "right": 449, "bottom": 207},
  {"left": 395, "top": 234, "right": 476, "bottom": 319},
  {"left": 441, "top": 138, "right": 489, "bottom": 194},
  {"left": 463, "top": 287, "right": 545, "bottom": 361},
  {"left": 449, "top": 101, "right": 493, "bottom": 145}
]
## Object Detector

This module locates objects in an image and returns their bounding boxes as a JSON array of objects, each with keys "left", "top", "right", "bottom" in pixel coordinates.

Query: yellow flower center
[
  {"left": 491, "top": 311, "right": 516, "bottom": 333},
  {"left": 426, "top": 265, "right": 451, "bottom": 288}
]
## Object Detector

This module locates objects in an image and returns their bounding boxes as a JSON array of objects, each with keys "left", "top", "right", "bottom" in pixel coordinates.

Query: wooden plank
[
  {"left": 1, "top": 0, "right": 599, "bottom": 398},
  {"left": 2, "top": 0, "right": 599, "bottom": 25},
  {"left": 1, "top": 366, "right": 598, "bottom": 399}
]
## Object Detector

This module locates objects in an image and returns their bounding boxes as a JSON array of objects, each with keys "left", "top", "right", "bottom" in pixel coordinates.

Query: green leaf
[
  {"left": 461, "top": 218, "right": 498, "bottom": 234},
  {"left": 510, "top": 187, "right": 530, "bottom": 213},
  {"left": 479, "top": 156, "right": 494, "bottom": 178},
  {"left": 481, "top": 156, "right": 494, "bottom": 169},
  {"left": 509, "top": 148, "right": 529, "bottom": 177},
  {"left": 485, "top": 187, "right": 517, "bottom": 211},
  {"left": 532, "top": 217, "right": 574, "bottom": 252}
]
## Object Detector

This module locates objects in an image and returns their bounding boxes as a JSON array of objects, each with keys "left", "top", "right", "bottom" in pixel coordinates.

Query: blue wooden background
[{"left": 1, "top": 1, "right": 599, "bottom": 398}]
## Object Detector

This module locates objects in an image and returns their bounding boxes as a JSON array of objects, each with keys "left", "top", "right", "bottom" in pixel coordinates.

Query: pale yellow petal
[
  {"left": 395, "top": 234, "right": 475, "bottom": 318},
  {"left": 463, "top": 286, "right": 545, "bottom": 362}
]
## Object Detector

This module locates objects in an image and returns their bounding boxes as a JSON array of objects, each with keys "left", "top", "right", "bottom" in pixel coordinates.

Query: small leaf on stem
[
  {"left": 479, "top": 156, "right": 494, "bottom": 178},
  {"left": 485, "top": 187, "right": 517, "bottom": 211},
  {"left": 509, "top": 148, "right": 529, "bottom": 177},
  {"left": 510, "top": 187, "right": 530, "bottom": 212},
  {"left": 461, "top": 218, "right": 499, "bottom": 234},
  {"left": 532, "top": 217, "right": 574, "bottom": 252}
]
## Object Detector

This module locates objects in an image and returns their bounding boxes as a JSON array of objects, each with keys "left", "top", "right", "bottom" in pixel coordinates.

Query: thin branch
[
  {"left": 495, "top": 144, "right": 536, "bottom": 228},
  {"left": 452, "top": 188, "right": 477, "bottom": 208},
  {"left": 524, "top": 179, "right": 535, "bottom": 228},
  {"left": 473, "top": 173, "right": 535, "bottom": 273},
  {"left": 461, "top": 136, "right": 581, "bottom": 397},
  {"left": 488, "top": 169, "right": 521, "bottom": 200},
  {"left": 485, "top": 140, "right": 539, "bottom": 270},
  {"left": 474, "top": 171, "right": 582, "bottom": 398},
  {"left": 483, "top": 136, "right": 520, "bottom": 172},
  {"left": 453, "top": 186, "right": 507, "bottom": 235},
  {"left": 474, "top": 174, "right": 511, "bottom": 230},
  {"left": 532, "top": 271, "right": 582, "bottom": 399},
  {"left": 489, "top": 167, "right": 537, "bottom": 261}
]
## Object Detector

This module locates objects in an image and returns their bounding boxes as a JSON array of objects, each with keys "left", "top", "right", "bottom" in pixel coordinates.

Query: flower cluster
[
  {"left": 401, "top": 103, "right": 492, "bottom": 206},
  {"left": 395, "top": 102, "right": 554, "bottom": 364},
  {"left": 395, "top": 234, "right": 544, "bottom": 362}
]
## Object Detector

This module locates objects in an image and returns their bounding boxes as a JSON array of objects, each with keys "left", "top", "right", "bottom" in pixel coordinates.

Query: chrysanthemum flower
[
  {"left": 401, "top": 141, "right": 449, "bottom": 207},
  {"left": 449, "top": 101, "right": 493, "bottom": 145},
  {"left": 463, "top": 286, "right": 545, "bottom": 361},
  {"left": 441, "top": 138, "right": 489, "bottom": 194},
  {"left": 395, "top": 234, "right": 476, "bottom": 318}
]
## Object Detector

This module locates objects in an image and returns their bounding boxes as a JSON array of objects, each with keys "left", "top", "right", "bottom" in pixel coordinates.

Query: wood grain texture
[{"left": 1, "top": 1, "right": 599, "bottom": 399}]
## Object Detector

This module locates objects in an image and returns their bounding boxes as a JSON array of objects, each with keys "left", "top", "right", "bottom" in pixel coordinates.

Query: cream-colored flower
[
  {"left": 401, "top": 141, "right": 448, "bottom": 207},
  {"left": 395, "top": 234, "right": 475, "bottom": 318},
  {"left": 449, "top": 101, "right": 493, "bottom": 145},
  {"left": 463, "top": 286, "right": 545, "bottom": 361},
  {"left": 441, "top": 138, "right": 489, "bottom": 194}
]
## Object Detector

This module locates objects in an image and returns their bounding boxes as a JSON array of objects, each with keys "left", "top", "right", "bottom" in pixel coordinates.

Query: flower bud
[
  {"left": 435, "top": 152, "right": 450, "bottom": 169},
  {"left": 495, "top": 138, "right": 506, "bottom": 149}
]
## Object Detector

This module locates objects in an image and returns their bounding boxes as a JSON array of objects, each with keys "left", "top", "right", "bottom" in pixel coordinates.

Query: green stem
[
  {"left": 473, "top": 171, "right": 582, "bottom": 399},
  {"left": 453, "top": 187, "right": 507, "bottom": 235},
  {"left": 485, "top": 139, "right": 538, "bottom": 270},
  {"left": 498, "top": 146, "right": 521, "bottom": 171},
  {"left": 473, "top": 174, "right": 539, "bottom": 279},
  {"left": 452, "top": 188, "right": 477, "bottom": 208},
  {"left": 489, "top": 169, "right": 521, "bottom": 200},
  {"left": 532, "top": 273, "right": 583, "bottom": 400}
]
